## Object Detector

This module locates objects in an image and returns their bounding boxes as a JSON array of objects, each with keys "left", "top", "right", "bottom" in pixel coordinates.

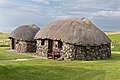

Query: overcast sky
[{"left": 0, "top": 0, "right": 120, "bottom": 32}]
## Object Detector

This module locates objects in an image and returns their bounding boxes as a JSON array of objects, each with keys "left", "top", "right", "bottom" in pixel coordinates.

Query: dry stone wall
[
  {"left": 59, "top": 43, "right": 111, "bottom": 60},
  {"left": 16, "top": 41, "right": 36, "bottom": 53},
  {"left": 36, "top": 39, "right": 111, "bottom": 60},
  {"left": 59, "top": 43, "right": 75, "bottom": 60},
  {"left": 36, "top": 40, "right": 48, "bottom": 56},
  {"left": 26, "top": 41, "right": 36, "bottom": 52},
  {"left": 16, "top": 41, "right": 27, "bottom": 53},
  {"left": 75, "top": 44, "right": 111, "bottom": 60}
]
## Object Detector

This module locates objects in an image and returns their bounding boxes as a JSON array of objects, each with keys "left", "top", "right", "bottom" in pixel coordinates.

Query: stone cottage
[
  {"left": 9, "top": 24, "right": 40, "bottom": 53},
  {"left": 34, "top": 18, "right": 111, "bottom": 60}
]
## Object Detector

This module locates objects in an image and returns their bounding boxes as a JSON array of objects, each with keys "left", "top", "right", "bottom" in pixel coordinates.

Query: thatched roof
[
  {"left": 35, "top": 18, "right": 111, "bottom": 46},
  {"left": 10, "top": 24, "right": 40, "bottom": 41}
]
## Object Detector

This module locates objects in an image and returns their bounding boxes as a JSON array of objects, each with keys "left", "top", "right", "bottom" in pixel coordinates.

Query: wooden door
[{"left": 48, "top": 40, "right": 53, "bottom": 53}]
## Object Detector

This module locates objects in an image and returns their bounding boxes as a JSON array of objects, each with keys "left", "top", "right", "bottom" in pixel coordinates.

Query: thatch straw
[
  {"left": 10, "top": 24, "right": 40, "bottom": 41},
  {"left": 35, "top": 18, "right": 111, "bottom": 46}
]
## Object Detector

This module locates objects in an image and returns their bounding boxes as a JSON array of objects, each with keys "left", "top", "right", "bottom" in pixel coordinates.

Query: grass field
[
  {"left": 0, "top": 52, "right": 120, "bottom": 80},
  {"left": 0, "top": 32, "right": 9, "bottom": 39},
  {"left": 0, "top": 32, "right": 120, "bottom": 80},
  {"left": 0, "top": 32, "right": 10, "bottom": 47},
  {"left": 108, "top": 33, "right": 120, "bottom": 52},
  {"left": 0, "top": 47, "right": 32, "bottom": 60}
]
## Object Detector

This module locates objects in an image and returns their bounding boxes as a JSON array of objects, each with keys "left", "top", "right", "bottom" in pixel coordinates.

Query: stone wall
[
  {"left": 16, "top": 40, "right": 36, "bottom": 53},
  {"left": 16, "top": 41, "right": 27, "bottom": 53},
  {"left": 36, "top": 40, "right": 62, "bottom": 57},
  {"left": 26, "top": 41, "right": 36, "bottom": 52},
  {"left": 36, "top": 39, "right": 111, "bottom": 60},
  {"left": 75, "top": 44, "right": 111, "bottom": 60},
  {"left": 10, "top": 39, "right": 13, "bottom": 50},
  {"left": 59, "top": 43, "right": 111, "bottom": 60},
  {"left": 36, "top": 40, "right": 48, "bottom": 56},
  {"left": 60, "top": 43, "right": 75, "bottom": 60},
  {"left": 36, "top": 40, "right": 76, "bottom": 60}
]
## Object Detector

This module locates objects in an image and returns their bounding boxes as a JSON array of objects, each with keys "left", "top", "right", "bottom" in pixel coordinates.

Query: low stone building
[
  {"left": 35, "top": 18, "right": 111, "bottom": 60},
  {"left": 9, "top": 24, "right": 40, "bottom": 53}
]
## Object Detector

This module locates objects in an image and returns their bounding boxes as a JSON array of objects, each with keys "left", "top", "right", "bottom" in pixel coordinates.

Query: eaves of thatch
[
  {"left": 35, "top": 18, "right": 111, "bottom": 46},
  {"left": 10, "top": 24, "right": 40, "bottom": 41}
]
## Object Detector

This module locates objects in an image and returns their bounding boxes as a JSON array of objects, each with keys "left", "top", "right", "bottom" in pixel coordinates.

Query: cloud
[
  {"left": 55, "top": 15, "right": 73, "bottom": 19},
  {"left": 60, "top": 0, "right": 120, "bottom": 11},
  {"left": 0, "top": 0, "right": 13, "bottom": 6},
  {"left": 91, "top": 11, "right": 120, "bottom": 17},
  {"left": 0, "top": 0, "right": 6, "bottom": 4},
  {"left": 0, "top": 0, "right": 120, "bottom": 32},
  {"left": 32, "top": 0, "right": 49, "bottom": 4},
  {"left": 0, "top": 0, "right": 2, "bottom": 4}
]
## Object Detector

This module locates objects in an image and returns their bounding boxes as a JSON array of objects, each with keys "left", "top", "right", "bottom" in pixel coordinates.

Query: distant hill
[
  {"left": 0, "top": 32, "right": 10, "bottom": 39},
  {"left": 105, "top": 31, "right": 120, "bottom": 35}
]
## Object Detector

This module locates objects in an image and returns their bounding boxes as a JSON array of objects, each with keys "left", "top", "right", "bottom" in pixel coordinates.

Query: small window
[
  {"left": 55, "top": 44, "right": 58, "bottom": 48},
  {"left": 58, "top": 41, "right": 63, "bottom": 48},
  {"left": 41, "top": 40, "right": 45, "bottom": 45}
]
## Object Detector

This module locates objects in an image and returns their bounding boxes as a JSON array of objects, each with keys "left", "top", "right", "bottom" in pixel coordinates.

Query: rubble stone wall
[
  {"left": 36, "top": 40, "right": 48, "bottom": 56},
  {"left": 36, "top": 39, "right": 111, "bottom": 60},
  {"left": 60, "top": 43, "right": 75, "bottom": 60},
  {"left": 59, "top": 43, "right": 111, "bottom": 60},
  {"left": 15, "top": 41, "right": 36, "bottom": 53},
  {"left": 74, "top": 44, "right": 111, "bottom": 60}
]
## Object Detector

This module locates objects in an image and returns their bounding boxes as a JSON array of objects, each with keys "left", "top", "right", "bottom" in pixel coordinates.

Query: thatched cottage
[
  {"left": 9, "top": 24, "right": 40, "bottom": 53},
  {"left": 35, "top": 18, "right": 111, "bottom": 60}
]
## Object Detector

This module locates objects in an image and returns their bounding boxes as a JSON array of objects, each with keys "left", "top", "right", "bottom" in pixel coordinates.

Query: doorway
[
  {"left": 11, "top": 38, "right": 15, "bottom": 49},
  {"left": 48, "top": 39, "right": 53, "bottom": 53}
]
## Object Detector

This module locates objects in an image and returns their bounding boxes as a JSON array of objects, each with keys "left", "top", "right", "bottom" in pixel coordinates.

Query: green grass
[
  {"left": 0, "top": 32, "right": 9, "bottom": 39},
  {"left": 0, "top": 32, "right": 10, "bottom": 46},
  {"left": 0, "top": 39, "right": 10, "bottom": 47},
  {"left": 108, "top": 33, "right": 120, "bottom": 52},
  {"left": 0, "top": 52, "right": 120, "bottom": 80},
  {"left": 0, "top": 47, "right": 32, "bottom": 60},
  {"left": 0, "top": 47, "right": 120, "bottom": 80}
]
